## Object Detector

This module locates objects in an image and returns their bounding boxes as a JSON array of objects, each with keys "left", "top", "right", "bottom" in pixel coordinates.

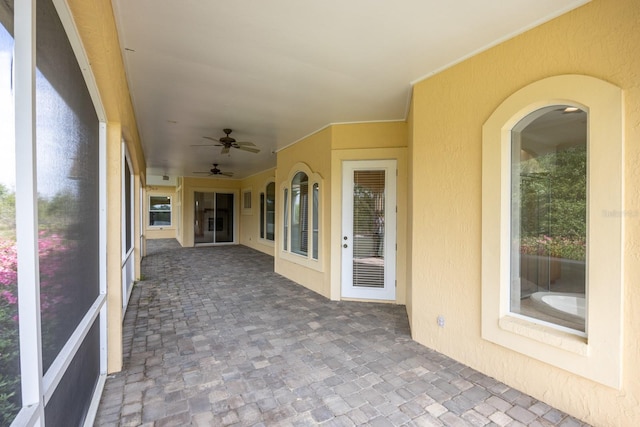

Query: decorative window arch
[
  {"left": 281, "top": 163, "right": 322, "bottom": 267},
  {"left": 481, "top": 75, "right": 623, "bottom": 388}
]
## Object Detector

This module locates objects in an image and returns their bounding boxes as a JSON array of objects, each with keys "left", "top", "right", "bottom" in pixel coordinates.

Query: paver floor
[{"left": 94, "top": 239, "right": 589, "bottom": 426}]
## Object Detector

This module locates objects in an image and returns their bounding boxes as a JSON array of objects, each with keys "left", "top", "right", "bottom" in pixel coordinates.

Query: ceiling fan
[
  {"left": 193, "top": 163, "right": 234, "bottom": 177},
  {"left": 192, "top": 128, "right": 260, "bottom": 154}
]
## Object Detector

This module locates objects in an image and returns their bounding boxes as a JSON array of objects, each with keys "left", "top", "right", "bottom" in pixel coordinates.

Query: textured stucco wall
[
  {"left": 67, "top": 0, "right": 147, "bottom": 373},
  {"left": 238, "top": 168, "right": 277, "bottom": 256},
  {"left": 409, "top": 0, "right": 639, "bottom": 424},
  {"left": 329, "top": 122, "right": 408, "bottom": 303},
  {"left": 276, "top": 127, "right": 332, "bottom": 297}
]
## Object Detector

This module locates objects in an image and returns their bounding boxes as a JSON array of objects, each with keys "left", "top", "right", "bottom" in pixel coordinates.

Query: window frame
[
  {"left": 280, "top": 163, "right": 322, "bottom": 270},
  {"left": 148, "top": 195, "right": 172, "bottom": 227},
  {"left": 481, "top": 74, "right": 623, "bottom": 388},
  {"left": 242, "top": 188, "right": 252, "bottom": 215},
  {"left": 9, "top": 0, "right": 109, "bottom": 424},
  {"left": 509, "top": 105, "right": 588, "bottom": 335},
  {"left": 259, "top": 181, "right": 275, "bottom": 243}
]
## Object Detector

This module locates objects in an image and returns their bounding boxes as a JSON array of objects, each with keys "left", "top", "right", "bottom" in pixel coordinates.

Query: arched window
[
  {"left": 510, "top": 105, "right": 587, "bottom": 332},
  {"left": 281, "top": 164, "right": 322, "bottom": 265},
  {"left": 481, "top": 75, "right": 623, "bottom": 388}
]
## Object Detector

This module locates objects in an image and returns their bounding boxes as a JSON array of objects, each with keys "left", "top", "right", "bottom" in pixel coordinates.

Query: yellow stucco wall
[
  {"left": 331, "top": 121, "right": 407, "bottom": 150},
  {"left": 409, "top": 0, "right": 639, "bottom": 425},
  {"left": 239, "top": 169, "right": 277, "bottom": 256},
  {"left": 330, "top": 122, "right": 408, "bottom": 304},
  {"left": 277, "top": 122, "right": 409, "bottom": 302},
  {"left": 276, "top": 128, "right": 332, "bottom": 297},
  {"left": 67, "top": 0, "right": 147, "bottom": 373}
]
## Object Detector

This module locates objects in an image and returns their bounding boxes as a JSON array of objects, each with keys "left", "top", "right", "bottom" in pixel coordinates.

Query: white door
[{"left": 341, "top": 160, "right": 396, "bottom": 300}]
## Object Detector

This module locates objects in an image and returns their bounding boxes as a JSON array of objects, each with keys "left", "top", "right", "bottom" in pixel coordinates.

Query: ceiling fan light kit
[
  {"left": 194, "top": 128, "right": 260, "bottom": 155},
  {"left": 193, "top": 163, "right": 234, "bottom": 177}
]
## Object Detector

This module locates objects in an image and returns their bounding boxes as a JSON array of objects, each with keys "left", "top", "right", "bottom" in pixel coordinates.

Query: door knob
[{"left": 343, "top": 244, "right": 348, "bottom": 248}]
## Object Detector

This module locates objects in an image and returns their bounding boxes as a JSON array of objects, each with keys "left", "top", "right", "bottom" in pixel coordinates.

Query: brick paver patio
[{"left": 94, "top": 239, "right": 589, "bottom": 426}]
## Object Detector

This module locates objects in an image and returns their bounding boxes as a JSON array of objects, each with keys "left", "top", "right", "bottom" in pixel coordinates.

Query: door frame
[
  {"left": 330, "top": 148, "right": 407, "bottom": 303},
  {"left": 191, "top": 188, "right": 239, "bottom": 246},
  {"left": 341, "top": 159, "right": 397, "bottom": 300}
]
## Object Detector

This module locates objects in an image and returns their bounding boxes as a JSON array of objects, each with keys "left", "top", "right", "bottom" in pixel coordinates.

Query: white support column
[{"left": 14, "top": 0, "right": 45, "bottom": 424}]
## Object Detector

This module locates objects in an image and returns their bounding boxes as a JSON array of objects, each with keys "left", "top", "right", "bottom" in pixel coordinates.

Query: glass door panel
[
  {"left": 194, "top": 191, "right": 235, "bottom": 244},
  {"left": 215, "top": 193, "right": 234, "bottom": 243},
  {"left": 341, "top": 160, "right": 396, "bottom": 300}
]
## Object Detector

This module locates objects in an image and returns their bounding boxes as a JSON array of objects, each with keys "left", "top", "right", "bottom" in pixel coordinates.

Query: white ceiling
[{"left": 111, "top": 0, "right": 588, "bottom": 180}]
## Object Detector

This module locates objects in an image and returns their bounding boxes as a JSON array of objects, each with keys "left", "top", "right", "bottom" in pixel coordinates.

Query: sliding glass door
[{"left": 194, "top": 192, "right": 235, "bottom": 244}]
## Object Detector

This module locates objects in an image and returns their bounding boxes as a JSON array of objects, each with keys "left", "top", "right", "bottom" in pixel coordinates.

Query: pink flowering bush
[
  {"left": 0, "top": 237, "right": 20, "bottom": 423},
  {"left": 0, "top": 232, "right": 73, "bottom": 423}
]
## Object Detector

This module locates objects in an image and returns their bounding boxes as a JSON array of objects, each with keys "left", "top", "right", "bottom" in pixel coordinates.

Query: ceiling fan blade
[
  {"left": 221, "top": 172, "right": 234, "bottom": 177},
  {"left": 203, "top": 136, "right": 221, "bottom": 142},
  {"left": 191, "top": 144, "right": 219, "bottom": 147},
  {"left": 192, "top": 171, "right": 210, "bottom": 174},
  {"left": 221, "top": 146, "right": 230, "bottom": 155},
  {"left": 235, "top": 141, "right": 256, "bottom": 146},
  {"left": 237, "top": 145, "right": 260, "bottom": 153}
]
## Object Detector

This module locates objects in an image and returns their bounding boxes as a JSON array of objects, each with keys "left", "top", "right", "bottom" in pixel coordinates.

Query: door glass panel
[
  {"left": 0, "top": 5, "right": 21, "bottom": 423},
  {"left": 194, "top": 191, "right": 213, "bottom": 244},
  {"left": 215, "top": 193, "right": 234, "bottom": 243},
  {"left": 194, "top": 192, "right": 234, "bottom": 244},
  {"left": 352, "top": 171, "right": 385, "bottom": 288}
]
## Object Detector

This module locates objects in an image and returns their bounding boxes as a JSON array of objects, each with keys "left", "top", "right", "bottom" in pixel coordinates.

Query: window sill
[
  {"left": 279, "top": 250, "right": 322, "bottom": 272},
  {"left": 499, "top": 315, "right": 587, "bottom": 356}
]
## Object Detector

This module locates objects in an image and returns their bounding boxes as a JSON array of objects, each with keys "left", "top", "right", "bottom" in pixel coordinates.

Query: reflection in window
[
  {"left": 0, "top": 9, "right": 21, "bottom": 424},
  {"left": 34, "top": 0, "right": 101, "bottom": 423},
  {"left": 283, "top": 189, "right": 288, "bottom": 251},
  {"left": 149, "top": 195, "right": 172, "bottom": 226},
  {"left": 260, "top": 182, "right": 275, "bottom": 241},
  {"left": 312, "top": 183, "right": 319, "bottom": 260},
  {"left": 36, "top": 0, "right": 101, "bottom": 373},
  {"left": 282, "top": 167, "right": 321, "bottom": 264},
  {"left": 291, "top": 172, "right": 309, "bottom": 256},
  {"left": 511, "top": 106, "right": 587, "bottom": 332}
]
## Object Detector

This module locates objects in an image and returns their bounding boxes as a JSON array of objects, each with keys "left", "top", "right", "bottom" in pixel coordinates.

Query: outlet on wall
[{"left": 437, "top": 315, "right": 445, "bottom": 327}]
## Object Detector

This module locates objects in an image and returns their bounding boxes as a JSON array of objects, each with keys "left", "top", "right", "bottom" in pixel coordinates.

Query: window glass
[
  {"left": 266, "top": 182, "right": 275, "bottom": 241},
  {"left": 124, "top": 159, "right": 132, "bottom": 252},
  {"left": 0, "top": 5, "right": 21, "bottom": 423},
  {"left": 283, "top": 189, "right": 288, "bottom": 251},
  {"left": 36, "top": 0, "right": 101, "bottom": 372},
  {"left": 291, "top": 172, "right": 308, "bottom": 256},
  {"left": 149, "top": 195, "right": 171, "bottom": 226},
  {"left": 312, "top": 183, "right": 319, "bottom": 260},
  {"left": 511, "top": 106, "right": 587, "bottom": 332},
  {"left": 260, "top": 192, "right": 265, "bottom": 239}
]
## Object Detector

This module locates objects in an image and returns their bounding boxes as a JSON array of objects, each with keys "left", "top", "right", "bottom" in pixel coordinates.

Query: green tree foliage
[{"left": 519, "top": 145, "right": 587, "bottom": 260}]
